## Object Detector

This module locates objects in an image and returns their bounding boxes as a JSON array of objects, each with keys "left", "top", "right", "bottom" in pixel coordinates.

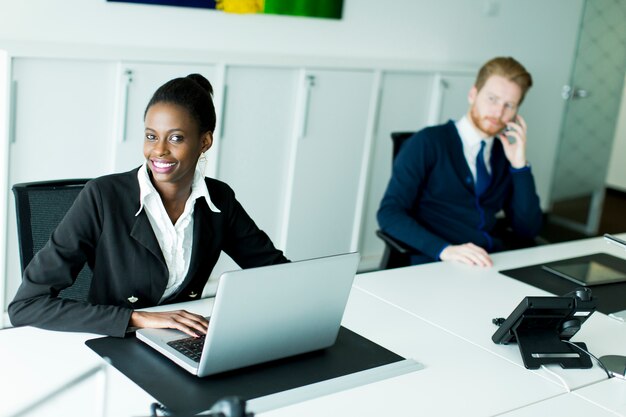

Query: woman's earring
[{"left": 198, "top": 152, "right": 208, "bottom": 177}]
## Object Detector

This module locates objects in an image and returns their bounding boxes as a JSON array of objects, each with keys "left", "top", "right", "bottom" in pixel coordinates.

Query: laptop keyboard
[{"left": 167, "top": 335, "right": 206, "bottom": 362}]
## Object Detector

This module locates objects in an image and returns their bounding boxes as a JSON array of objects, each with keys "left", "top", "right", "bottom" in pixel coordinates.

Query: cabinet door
[
  {"left": 6, "top": 57, "right": 118, "bottom": 307},
  {"left": 203, "top": 66, "right": 299, "bottom": 287},
  {"left": 112, "top": 62, "right": 217, "bottom": 175},
  {"left": 10, "top": 58, "right": 117, "bottom": 182},
  {"left": 358, "top": 71, "right": 434, "bottom": 270},
  {"left": 437, "top": 74, "right": 475, "bottom": 123},
  {"left": 284, "top": 69, "right": 375, "bottom": 261},
  {"left": 217, "top": 66, "right": 298, "bottom": 244}
]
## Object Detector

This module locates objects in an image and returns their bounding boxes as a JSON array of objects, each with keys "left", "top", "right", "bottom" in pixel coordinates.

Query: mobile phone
[{"left": 504, "top": 116, "right": 518, "bottom": 144}]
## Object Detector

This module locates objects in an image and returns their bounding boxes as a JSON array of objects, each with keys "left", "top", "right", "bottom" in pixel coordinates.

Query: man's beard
[{"left": 469, "top": 104, "right": 506, "bottom": 137}]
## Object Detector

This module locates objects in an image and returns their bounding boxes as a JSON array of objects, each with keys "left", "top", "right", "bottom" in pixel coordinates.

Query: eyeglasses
[{"left": 485, "top": 94, "right": 518, "bottom": 112}]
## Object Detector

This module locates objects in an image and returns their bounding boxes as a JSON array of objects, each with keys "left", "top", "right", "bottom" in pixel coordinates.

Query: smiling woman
[
  {"left": 142, "top": 76, "right": 215, "bottom": 224},
  {"left": 7, "top": 74, "right": 289, "bottom": 338}
]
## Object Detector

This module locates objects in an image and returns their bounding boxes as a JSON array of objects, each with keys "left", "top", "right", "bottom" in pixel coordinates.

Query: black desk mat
[
  {"left": 86, "top": 327, "right": 403, "bottom": 415},
  {"left": 500, "top": 252, "right": 626, "bottom": 314}
]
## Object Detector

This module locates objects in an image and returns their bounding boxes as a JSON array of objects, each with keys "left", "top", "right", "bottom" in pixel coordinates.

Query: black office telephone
[{"left": 491, "top": 288, "right": 596, "bottom": 369}]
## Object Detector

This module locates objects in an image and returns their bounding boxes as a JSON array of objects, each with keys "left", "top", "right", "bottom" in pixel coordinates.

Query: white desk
[
  {"left": 497, "top": 392, "right": 622, "bottom": 417},
  {"left": 2, "top": 236, "right": 626, "bottom": 417},
  {"left": 353, "top": 234, "right": 626, "bottom": 391},
  {"left": 0, "top": 289, "right": 569, "bottom": 417},
  {"left": 262, "top": 288, "right": 567, "bottom": 417},
  {"left": 0, "top": 327, "right": 167, "bottom": 417},
  {"left": 0, "top": 299, "right": 216, "bottom": 417},
  {"left": 572, "top": 377, "right": 626, "bottom": 416}
]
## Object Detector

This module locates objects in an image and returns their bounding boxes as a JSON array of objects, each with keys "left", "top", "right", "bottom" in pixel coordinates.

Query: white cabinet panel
[
  {"left": 284, "top": 69, "right": 375, "bottom": 261},
  {"left": 358, "top": 72, "right": 434, "bottom": 269},
  {"left": 205, "top": 66, "right": 299, "bottom": 286},
  {"left": 6, "top": 58, "right": 118, "bottom": 307},
  {"left": 112, "top": 62, "right": 217, "bottom": 175},
  {"left": 438, "top": 74, "right": 475, "bottom": 123},
  {"left": 217, "top": 66, "right": 298, "bottom": 245},
  {"left": 10, "top": 58, "right": 117, "bottom": 182}
]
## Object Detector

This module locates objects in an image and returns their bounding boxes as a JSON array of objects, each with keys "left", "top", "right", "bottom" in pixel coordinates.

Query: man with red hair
[{"left": 378, "top": 57, "right": 542, "bottom": 267}]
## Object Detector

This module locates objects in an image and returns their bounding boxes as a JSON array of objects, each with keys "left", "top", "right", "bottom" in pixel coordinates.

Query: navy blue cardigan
[{"left": 377, "top": 121, "right": 542, "bottom": 263}]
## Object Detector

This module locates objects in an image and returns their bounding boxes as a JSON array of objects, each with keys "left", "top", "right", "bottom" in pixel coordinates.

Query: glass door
[{"left": 549, "top": 0, "right": 626, "bottom": 235}]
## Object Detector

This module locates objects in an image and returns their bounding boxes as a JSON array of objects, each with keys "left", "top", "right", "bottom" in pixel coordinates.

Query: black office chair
[
  {"left": 12, "top": 179, "right": 92, "bottom": 301},
  {"left": 376, "top": 131, "right": 421, "bottom": 270}
]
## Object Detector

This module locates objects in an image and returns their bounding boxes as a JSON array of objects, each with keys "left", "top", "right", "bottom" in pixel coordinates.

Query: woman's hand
[{"left": 129, "top": 310, "right": 209, "bottom": 337}]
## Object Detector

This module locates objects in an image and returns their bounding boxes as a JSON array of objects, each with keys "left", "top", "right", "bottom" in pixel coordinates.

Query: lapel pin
[
  {"left": 127, "top": 295, "right": 138, "bottom": 303},
  {"left": 189, "top": 292, "right": 198, "bottom": 298}
]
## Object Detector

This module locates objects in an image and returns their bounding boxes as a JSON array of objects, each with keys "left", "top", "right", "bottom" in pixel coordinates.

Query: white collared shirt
[
  {"left": 455, "top": 116, "right": 494, "bottom": 182},
  {"left": 136, "top": 163, "right": 221, "bottom": 303}
]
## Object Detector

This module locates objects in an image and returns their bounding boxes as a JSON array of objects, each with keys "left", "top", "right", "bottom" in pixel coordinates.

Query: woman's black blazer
[{"left": 8, "top": 168, "right": 287, "bottom": 337}]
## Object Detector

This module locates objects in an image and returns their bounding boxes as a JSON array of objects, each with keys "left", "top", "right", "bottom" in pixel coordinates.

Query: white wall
[
  {"left": 0, "top": 0, "right": 585, "bottom": 208},
  {"left": 607, "top": 72, "right": 626, "bottom": 192},
  {"left": 0, "top": 1, "right": 583, "bottom": 63}
]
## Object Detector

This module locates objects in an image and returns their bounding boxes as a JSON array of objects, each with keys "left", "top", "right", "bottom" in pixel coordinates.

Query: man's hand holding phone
[{"left": 498, "top": 114, "right": 528, "bottom": 169}]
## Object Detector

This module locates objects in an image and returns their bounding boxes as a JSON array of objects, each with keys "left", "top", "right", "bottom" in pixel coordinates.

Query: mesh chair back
[{"left": 12, "top": 179, "right": 92, "bottom": 301}]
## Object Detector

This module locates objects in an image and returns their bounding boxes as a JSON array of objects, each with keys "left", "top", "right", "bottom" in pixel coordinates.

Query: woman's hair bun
[{"left": 186, "top": 73, "right": 213, "bottom": 97}]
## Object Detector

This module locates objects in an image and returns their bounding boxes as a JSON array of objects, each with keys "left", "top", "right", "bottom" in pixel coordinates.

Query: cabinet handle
[
  {"left": 9, "top": 80, "right": 17, "bottom": 144},
  {"left": 219, "top": 84, "right": 228, "bottom": 138},
  {"left": 427, "top": 74, "right": 447, "bottom": 126},
  {"left": 372, "top": 86, "right": 383, "bottom": 135},
  {"left": 119, "top": 69, "right": 133, "bottom": 143},
  {"left": 300, "top": 74, "right": 315, "bottom": 139}
]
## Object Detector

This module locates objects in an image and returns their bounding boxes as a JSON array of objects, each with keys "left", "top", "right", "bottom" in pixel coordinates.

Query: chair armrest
[{"left": 376, "top": 230, "right": 416, "bottom": 255}]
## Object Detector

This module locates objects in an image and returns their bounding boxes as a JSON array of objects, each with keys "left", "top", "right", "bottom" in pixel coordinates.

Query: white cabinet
[
  {"left": 112, "top": 62, "right": 218, "bottom": 175},
  {"left": 358, "top": 71, "right": 434, "bottom": 269},
  {"left": 1, "top": 54, "right": 477, "bottom": 311},
  {"left": 10, "top": 58, "right": 117, "bottom": 182},
  {"left": 215, "top": 67, "right": 379, "bottom": 265},
  {"left": 204, "top": 66, "right": 299, "bottom": 287},
  {"left": 5, "top": 57, "right": 118, "bottom": 307},
  {"left": 216, "top": 66, "right": 298, "bottom": 244},
  {"left": 284, "top": 69, "right": 375, "bottom": 261},
  {"left": 437, "top": 74, "right": 475, "bottom": 123}
]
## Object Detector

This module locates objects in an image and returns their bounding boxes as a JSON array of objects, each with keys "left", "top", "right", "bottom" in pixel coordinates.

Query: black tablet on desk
[{"left": 541, "top": 253, "right": 626, "bottom": 286}]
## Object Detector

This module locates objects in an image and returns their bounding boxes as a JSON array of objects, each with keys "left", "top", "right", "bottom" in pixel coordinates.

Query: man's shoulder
[
  {"left": 406, "top": 120, "right": 458, "bottom": 149},
  {"left": 416, "top": 120, "right": 457, "bottom": 140}
]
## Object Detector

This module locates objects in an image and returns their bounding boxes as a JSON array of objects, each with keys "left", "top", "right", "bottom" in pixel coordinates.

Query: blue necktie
[{"left": 475, "top": 140, "right": 491, "bottom": 196}]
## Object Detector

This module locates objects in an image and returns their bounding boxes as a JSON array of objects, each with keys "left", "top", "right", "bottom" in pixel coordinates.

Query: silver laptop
[{"left": 136, "top": 252, "right": 360, "bottom": 377}]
